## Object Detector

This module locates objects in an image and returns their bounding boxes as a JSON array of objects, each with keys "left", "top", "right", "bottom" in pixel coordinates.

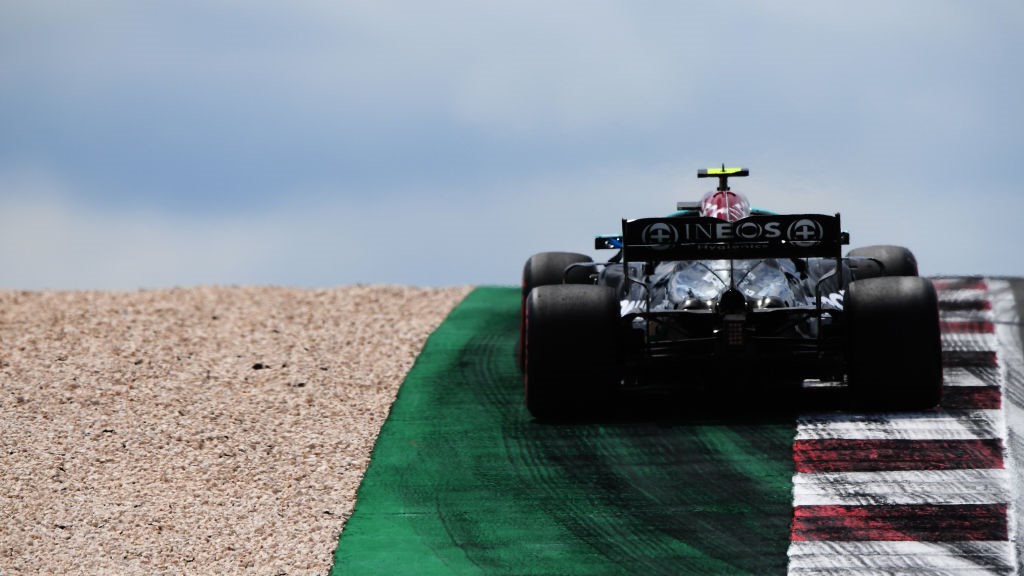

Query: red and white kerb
[{"left": 787, "top": 278, "right": 1019, "bottom": 575}]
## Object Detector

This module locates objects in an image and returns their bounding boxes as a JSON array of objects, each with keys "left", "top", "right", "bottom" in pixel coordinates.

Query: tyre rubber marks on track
[{"left": 787, "top": 278, "right": 1019, "bottom": 575}]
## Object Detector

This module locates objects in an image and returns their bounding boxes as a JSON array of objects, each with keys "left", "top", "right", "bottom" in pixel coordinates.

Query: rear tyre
[
  {"left": 523, "top": 252, "right": 595, "bottom": 290},
  {"left": 848, "top": 245, "right": 919, "bottom": 279},
  {"left": 525, "top": 284, "right": 619, "bottom": 420},
  {"left": 518, "top": 252, "right": 594, "bottom": 370},
  {"left": 846, "top": 276, "right": 942, "bottom": 410}
]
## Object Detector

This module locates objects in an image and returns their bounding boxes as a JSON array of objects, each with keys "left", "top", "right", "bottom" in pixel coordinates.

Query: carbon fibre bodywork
[{"left": 589, "top": 212, "right": 853, "bottom": 392}]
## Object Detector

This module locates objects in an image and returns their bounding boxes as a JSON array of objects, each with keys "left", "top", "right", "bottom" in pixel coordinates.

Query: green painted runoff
[{"left": 331, "top": 287, "right": 795, "bottom": 575}]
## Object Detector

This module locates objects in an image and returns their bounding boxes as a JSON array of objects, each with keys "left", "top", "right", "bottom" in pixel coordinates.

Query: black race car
[{"left": 520, "top": 167, "right": 941, "bottom": 419}]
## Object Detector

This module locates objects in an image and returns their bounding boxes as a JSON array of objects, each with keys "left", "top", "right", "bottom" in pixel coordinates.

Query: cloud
[
  {"left": 0, "top": 1, "right": 1021, "bottom": 289},
  {"left": 1, "top": 159, "right": 1020, "bottom": 292},
  {"left": 0, "top": 165, "right": 678, "bottom": 289},
  {"left": 0, "top": 171, "right": 285, "bottom": 290}
]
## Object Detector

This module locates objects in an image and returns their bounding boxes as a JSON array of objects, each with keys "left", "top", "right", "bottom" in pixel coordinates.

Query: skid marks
[{"left": 787, "top": 277, "right": 1018, "bottom": 575}]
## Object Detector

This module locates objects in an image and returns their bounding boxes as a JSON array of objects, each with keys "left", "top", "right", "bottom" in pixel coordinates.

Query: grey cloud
[{"left": 0, "top": 1, "right": 1021, "bottom": 288}]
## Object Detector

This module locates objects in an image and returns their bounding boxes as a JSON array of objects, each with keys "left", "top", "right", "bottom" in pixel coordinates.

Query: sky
[{"left": 1, "top": 1, "right": 1022, "bottom": 290}]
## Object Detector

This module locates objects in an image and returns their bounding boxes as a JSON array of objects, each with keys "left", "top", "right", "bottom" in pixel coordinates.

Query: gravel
[{"left": 0, "top": 285, "right": 471, "bottom": 575}]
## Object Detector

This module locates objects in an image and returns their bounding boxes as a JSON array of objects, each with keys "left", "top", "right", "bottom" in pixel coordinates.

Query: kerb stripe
[
  {"left": 788, "top": 541, "right": 1016, "bottom": 574},
  {"left": 941, "top": 320, "right": 996, "bottom": 334},
  {"left": 932, "top": 278, "right": 988, "bottom": 292},
  {"left": 792, "top": 504, "right": 1008, "bottom": 542},
  {"left": 941, "top": 386, "right": 1002, "bottom": 410},
  {"left": 939, "top": 299, "right": 993, "bottom": 312},
  {"left": 793, "top": 438, "right": 1004, "bottom": 473},
  {"left": 944, "top": 350, "right": 998, "bottom": 368}
]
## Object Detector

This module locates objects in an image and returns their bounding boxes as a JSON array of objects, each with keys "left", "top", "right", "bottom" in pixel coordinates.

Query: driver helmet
[{"left": 699, "top": 189, "right": 751, "bottom": 222}]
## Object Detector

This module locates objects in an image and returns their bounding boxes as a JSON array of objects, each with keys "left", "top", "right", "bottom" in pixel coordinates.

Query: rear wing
[{"left": 606, "top": 213, "right": 847, "bottom": 261}]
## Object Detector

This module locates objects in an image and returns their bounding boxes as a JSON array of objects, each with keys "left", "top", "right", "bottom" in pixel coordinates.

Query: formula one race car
[{"left": 520, "top": 166, "right": 941, "bottom": 419}]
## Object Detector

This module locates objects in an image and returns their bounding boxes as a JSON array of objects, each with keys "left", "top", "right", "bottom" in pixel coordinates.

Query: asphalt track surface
[{"left": 332, "top": 279, "right": 1024, "bottom": 575}]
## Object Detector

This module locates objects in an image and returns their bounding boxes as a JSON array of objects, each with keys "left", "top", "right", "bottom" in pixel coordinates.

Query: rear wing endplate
[{"left": 616, "top": 213, "right": 847, "bottom": 261}]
